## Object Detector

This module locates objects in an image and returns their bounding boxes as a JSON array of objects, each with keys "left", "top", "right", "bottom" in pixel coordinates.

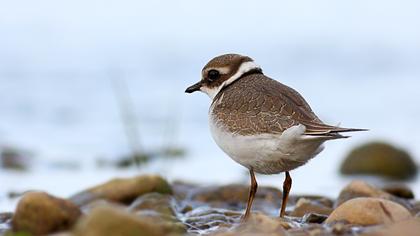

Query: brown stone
[
  {"left": 361, "top": 218, "right": 420, "bottom": 236},
  {"left": 129, "top": 193, "right": 175, "bottom": 216},
  {"left": 12, "top": 192, "right": 81, "bottom": 235},
  {"left": 381, "top": 183, "right": 415, "bottom": 199},
  {"left": 73, "top": 206, "right": 167, "bottom": 236},
  {"left": 336, "top": 181, "right": 391, "bottom": 206},
  {"left": 289, "top": 195, "right": 334, "bottom": 209},
  {"left": 290, "top": 198, "right": 333, "bottom": 217},
  {"left": 70, "top": 175, "right": 172, "bottom": 206},
  {"left": 340, "top": 142, "right": 417, "bottom": 180},
  {"left": 326, "top": 197, "right": 412, "bottom": 226},
  {"left": 129, "top": 193, "right": 186, "bottom": 234},
  {"left": 211, "top": 212, "right": 288, "bottom": 236},
  {"left": 336, "top": 180, "right": 412, "bottom": 211}
]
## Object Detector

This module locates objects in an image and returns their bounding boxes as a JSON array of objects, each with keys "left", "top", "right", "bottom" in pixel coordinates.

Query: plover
[{"left": 185, "top": 54, "right": 365, "bottom": 220}]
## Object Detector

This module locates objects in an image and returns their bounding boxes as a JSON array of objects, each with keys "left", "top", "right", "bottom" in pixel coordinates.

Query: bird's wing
[
  {"left": 211, "top": 74, "right": 366, "bottom": 137},
  {"left": 258, "top": 76, "right": 367, "bottom": 137}
]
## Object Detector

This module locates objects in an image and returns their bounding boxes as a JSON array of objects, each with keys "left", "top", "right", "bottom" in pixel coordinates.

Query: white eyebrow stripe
[
  {"left": 200, "top": 61, "right": 260, "bottom": 100},
  {"left": 206, "top": 66, "right": 230, "bottom": 75}
]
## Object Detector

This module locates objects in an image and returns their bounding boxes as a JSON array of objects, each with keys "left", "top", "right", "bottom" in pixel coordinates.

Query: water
[{"left": 1, "top": 0, "right": 420, "bottom": 212}]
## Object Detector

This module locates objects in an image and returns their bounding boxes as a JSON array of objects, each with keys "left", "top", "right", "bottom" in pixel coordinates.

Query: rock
[
  {"left": 129, "top": 193, "right": 187, "bottom": 234},
  {"left": 330, "top": 222, "right": 354, "bottom": 235},
  {"left": 129, "top": 193, "right": 175, "bottom": 216},
  {"left": 290, "top": 198, "right": 333, "bottom": 217},
  {"left": 70, "top": 175, "right": 172, "bottom": 206},
  {"left": 335, "top": 180, "right": 412, "bottom": 211},
  {"left": 340, "top": 142, "right": 418, "bottom": 180},
  {"left": 289, "top": 222, "right": 356, "bottom": 236},
  {"left": 381, "top": 183, "right": 415, "bottom": 199},
  {"left": 290, "top": 195, "right": 334, "bottom": 208},
  {"left": 302, "top": 212, "right": 329, "bottom": 224},
  {"left": 73, "top": 206, "right": 167, "bottom": 236},
  {"left": 288, "top": 224, "right": 334, "bottom": 236},
  {"left": 325, "top": 197, "right": 412, "bottom": 226},
  {"left": 336, "top": 180, "right": 391, "bottom": 206},
  {"left": 49, "top": 232, "right": 74, "bottom": 236},
  {"left": 361, "top": 218, "right": 420, "bottom": 236},
  {"left": 12, "top": 192, "right": 81, "bottom": 235},
  {"left": 80, "top": 199, "right": 124, "bottom": 213},
  {"left": 211, "top": 212, "right": 288, "bottom": 236}
]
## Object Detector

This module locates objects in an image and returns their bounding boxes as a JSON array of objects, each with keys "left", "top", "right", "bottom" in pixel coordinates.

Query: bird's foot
[{"left": 240, "top": 213, "right": 250, "bottom": 223}]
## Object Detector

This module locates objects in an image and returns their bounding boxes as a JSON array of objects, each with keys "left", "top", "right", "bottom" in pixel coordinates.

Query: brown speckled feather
[{"left": 211, "top": 72, "right": 363, "bottom": 137}]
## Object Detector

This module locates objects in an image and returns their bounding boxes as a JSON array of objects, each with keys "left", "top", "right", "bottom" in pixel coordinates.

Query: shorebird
[{"left": 185, "top": 54, "right": 365, "bottom": 220}]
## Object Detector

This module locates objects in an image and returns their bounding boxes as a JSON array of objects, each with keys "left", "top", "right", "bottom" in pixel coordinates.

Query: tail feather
[{"left": 303, "top": 121, "right": 368, "bottom": 138}]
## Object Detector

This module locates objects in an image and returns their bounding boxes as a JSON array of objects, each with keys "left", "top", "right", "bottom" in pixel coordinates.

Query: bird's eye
[{"left": 207, "top": 70, "right": 220, "bottom": 81}]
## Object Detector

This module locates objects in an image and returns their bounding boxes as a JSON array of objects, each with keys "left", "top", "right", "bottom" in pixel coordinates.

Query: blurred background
[{"left": 0, "top": 0, "right": 419, "bottom": 212}]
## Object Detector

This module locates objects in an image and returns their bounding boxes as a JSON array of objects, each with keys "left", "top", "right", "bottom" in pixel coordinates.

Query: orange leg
[
  {"left": 279, "top": 171, "right": 292, "bottom": 217},
  {"left": 241, "top": 168, "right": 258, "bottom": 222}
]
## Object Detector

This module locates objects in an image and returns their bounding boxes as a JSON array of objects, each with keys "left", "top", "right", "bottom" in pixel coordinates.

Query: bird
[{"left": 185, "top": 53, "right": 366, "bottom": 221}]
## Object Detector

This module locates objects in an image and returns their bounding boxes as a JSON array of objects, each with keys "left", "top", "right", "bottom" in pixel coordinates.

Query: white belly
[{"left": 209, "top": 118, "right": 325, "bottom": 174}]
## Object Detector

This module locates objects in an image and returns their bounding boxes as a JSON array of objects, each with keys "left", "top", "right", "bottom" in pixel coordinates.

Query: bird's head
[{"left": 185, "top": 54, "right": 262, "bottom": 99}]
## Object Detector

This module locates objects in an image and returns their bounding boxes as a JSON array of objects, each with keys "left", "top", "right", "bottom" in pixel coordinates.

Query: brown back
[{"left": 211, "top": 73, "right": 324, "bottom": 136}]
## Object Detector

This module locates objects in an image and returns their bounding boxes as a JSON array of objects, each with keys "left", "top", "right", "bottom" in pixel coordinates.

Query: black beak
[{"left": 185, "top": 81, "right": 202, "bottom": 93}]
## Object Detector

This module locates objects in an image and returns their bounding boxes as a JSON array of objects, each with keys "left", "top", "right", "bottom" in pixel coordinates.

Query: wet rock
[
  {"left": 129, "top": 193, "right": 175, "bottom": 216},
  {"left": 326, "top": 197, "right": 412, "bottom": 226},
  {"left": 211, "top": 212, "right": 289, "bottom": 236},
  {"left": 335, "top": 180, "right": 412, "bottom": 211},
  {"left": 289, "top": 222, "right": 356, "bottom": 236},
  {"left": 184, "top": 206, "right": 241, "bottom": 233},
  {"left": 70, "top": 175, "right": 172, "bottom": 206},
  {"left": 290, "top": 198, "right": 333, "bottom": 217},
  {"left": 129, "top": 193, "right": 187, "bottom": 234},
  {"left": 80, "top": 199, "right": 124, "bottom": 214},
  {"left": 12, "top": 192, "right": 81, "bottom": 235},
  {"left": 135, "top": 212, "right": 186, "bottom": 235},
  {"left": 336, "top": 180, "right": 391, "bottom": 206},
  {"left": 330, "top": 222, "right": 355, "bottom": 235},
  {"left": 340, "top": 142, "right": 418, "bottom": 180},
  {"left": 381, "top": 183, "right": 415, "bottom": 199},
  {"left": 361, "top": 218, "right": 420, "bottom": 236},
  {"left": 287, "top": 224, "right": 333, "bottom": 236},
  {"left": 73, "top": 206, "right": 167, "bottom": 236}
]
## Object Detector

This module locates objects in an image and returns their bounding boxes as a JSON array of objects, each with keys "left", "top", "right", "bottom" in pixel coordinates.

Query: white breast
[{"left": 209, "top": 114, "right": 326, "bottom": 174}]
